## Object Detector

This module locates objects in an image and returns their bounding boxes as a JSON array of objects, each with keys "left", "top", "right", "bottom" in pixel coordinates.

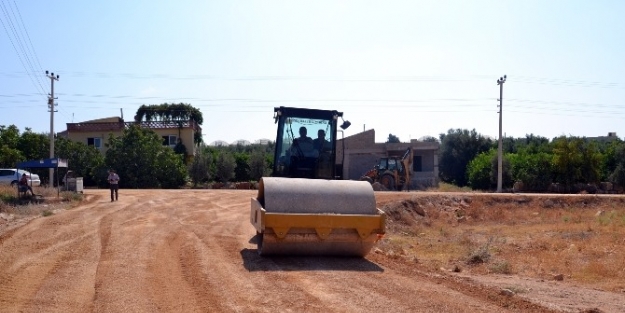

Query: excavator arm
[{"left": 400, "top": 147, "right": 413, "bottom": 191}]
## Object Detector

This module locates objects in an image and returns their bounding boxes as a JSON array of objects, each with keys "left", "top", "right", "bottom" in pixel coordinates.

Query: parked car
[{"left": 0, "top": 169, "right": 41, "bottom": 187}]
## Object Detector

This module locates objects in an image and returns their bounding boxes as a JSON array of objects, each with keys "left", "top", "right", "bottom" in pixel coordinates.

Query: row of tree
[
  {"left": 0, "top": 123, "right": 274, "bottom": 189},
  {"left": 436, "top": 129, "right": 625, "bottom": 191},
  {"left": 188, "top": 143, "right": 273, "bottom": 187},
  {"left": 3, "top": 120, "right": 624, "bottom": 191}
]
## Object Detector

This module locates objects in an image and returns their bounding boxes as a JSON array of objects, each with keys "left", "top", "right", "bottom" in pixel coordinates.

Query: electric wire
[
  {"left": 0, "top": 0, "right": 46, "bottom": 94},
  {"left": 10, "top": 0, "right": 45, "bottom": 74},
  {"left": 0, "top": 71, "right": 623, "bottom": 89},
  {"left": 0, "top": 10, "right": 46, "bottom": 95},
  {"left": 1, "top": 95, "right": 624, "bottom": 115}
]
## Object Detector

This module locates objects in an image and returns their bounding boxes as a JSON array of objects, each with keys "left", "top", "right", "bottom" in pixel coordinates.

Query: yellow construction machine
[
  {"left": 360, "top": 147, "right": 413, "bottom": 191},
  {"left": 250, "top": 107, "right": 386, "bottom": 256}
]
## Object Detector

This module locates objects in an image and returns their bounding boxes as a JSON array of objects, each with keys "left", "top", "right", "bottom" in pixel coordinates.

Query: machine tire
[
  {"left": 10, "top": 180, "right": 18, "bottom": 187},
  {"left": 380, "top": 174, "right": 395, "bottom": 190}
]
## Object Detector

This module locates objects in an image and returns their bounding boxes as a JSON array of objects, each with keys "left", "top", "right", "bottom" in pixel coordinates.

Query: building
[
  {"left": 587, "top": 132, "right": 619, "bottom": 142},
  {"left": 337, "top": 129, "right": 439, "bottom": 189},
  {"left": 59, "top": 116, "right": 201, "bottom": 160}
]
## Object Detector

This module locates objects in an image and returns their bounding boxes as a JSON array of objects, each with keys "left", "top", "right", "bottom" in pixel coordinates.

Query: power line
[
  {"left": 1, "top": 97, "right": 624, "bottom": 116},
  {"left": 0, "top": 0, "right": 46, "bottom": 95},
  {"left": 5, "top": 91, "right": 625, "bottom": 107},
  {"left": 0, "top": 71, "right": 623, "bottom": 89},
  {"left": 10, "top": 0, "right": 45, "bottom": 73},
  {"left": 512, "top": 76, "right": 621, "bottom": 89},
  {"left": 0, "top": 0, "right": 46, "bottom": 89}
]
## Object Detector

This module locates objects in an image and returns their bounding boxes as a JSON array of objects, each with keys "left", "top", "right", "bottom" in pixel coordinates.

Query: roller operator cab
[
  {"left": 272, "top": 106, "right": 348, "bottom": 179},
  {"left": 251, "top": 107, "right": 386, "bottom": 257}
]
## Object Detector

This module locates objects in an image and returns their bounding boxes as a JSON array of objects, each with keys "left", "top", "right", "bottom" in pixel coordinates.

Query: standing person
[{"left": 107, "top": 169, "right": 120, "bottom": 202}]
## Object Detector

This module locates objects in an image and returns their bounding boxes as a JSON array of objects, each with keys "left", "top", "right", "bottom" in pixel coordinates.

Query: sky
[{"left": 1, "top": 1, "right": 624, "bottom": 145}]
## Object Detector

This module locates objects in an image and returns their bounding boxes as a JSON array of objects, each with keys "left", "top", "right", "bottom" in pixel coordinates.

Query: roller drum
[
  {"left": 258, "top": 177, "right": 377, "bottom": 215},
  {"left": 253, "top": 177, "right": 383, "bottom": 256}
]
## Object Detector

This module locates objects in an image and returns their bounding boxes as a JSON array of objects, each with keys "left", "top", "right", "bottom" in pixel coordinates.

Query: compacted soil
[{"left": 1, "top": 189, "right": 624, "bottom": 312}]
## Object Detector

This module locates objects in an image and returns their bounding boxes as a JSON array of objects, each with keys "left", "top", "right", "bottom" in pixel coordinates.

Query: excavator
[
  {"left": 360, "top": 147, "right": 413, "bottom": 191},
  {"left": 250, "top": 107, "right": 386, "bottom": 256}
]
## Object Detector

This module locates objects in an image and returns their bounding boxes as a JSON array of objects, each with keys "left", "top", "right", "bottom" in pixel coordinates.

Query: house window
[
  {"left": 413, "top": 155, "right": 423, "bottom": 172},
  {"left": 87, "top": 137, "right": 102, "bottom": 149},
  {"left": 162, "top": 135, "right": 177, "bottom": 148}
]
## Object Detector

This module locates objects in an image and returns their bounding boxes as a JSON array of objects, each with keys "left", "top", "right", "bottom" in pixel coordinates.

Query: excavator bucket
[{"left": 250, "top": 177, "right": 385, "bottom": 256}]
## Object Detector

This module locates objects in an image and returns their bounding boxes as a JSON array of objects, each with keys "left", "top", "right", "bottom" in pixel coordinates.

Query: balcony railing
[{"left": 67, "top": 120, "right": 201, "bottom": 132}]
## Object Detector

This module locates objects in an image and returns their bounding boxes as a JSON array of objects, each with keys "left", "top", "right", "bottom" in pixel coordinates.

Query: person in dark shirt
[
  {"left": 18, "top": 173, "right": 34, "bottom": 196},
  {"left": 313, "top": 129, "right": 330, "bottom": 152}
]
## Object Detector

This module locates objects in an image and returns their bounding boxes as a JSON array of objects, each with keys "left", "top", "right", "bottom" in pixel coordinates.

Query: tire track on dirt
[
  {"left": 92, "top": 192, "right": 172, "bottom": 312},
  {"left": 1, "top": 189, "right": 577, "bottom": 312},
  {"left": 0, "top": 195, "right": 109, "bottom": 312}
]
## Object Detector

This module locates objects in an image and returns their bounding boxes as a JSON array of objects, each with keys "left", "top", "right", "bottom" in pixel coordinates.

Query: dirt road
[{"left": 0, "top": 190, "right": 577, "bottom": 312}]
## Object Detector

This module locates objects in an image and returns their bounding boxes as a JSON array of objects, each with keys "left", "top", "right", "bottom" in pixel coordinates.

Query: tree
[
  {"left": 189, "top": 150, "right": 212, "bottom": 187},
  {"left": 215, "top": 152, "right": 236, "bottom": 183},
  {"left": 466, "top": 149, "right": 512, "bottom": 191},
  {"left": 607, "top": 141, "right": 625, "bottom": 189},
  {"left": 609, "top": 164, "right": 625, "bottom": 189},
  {"left": 173, "top": 139, "right": 188, "bottom": 164},
  {"left": 18, "top": 129, "right": 49, "bottom": 161},
  {"left": 439, "top": 129, "right": 493, "bottom": 186},
  {"left": 234, "top": 153, "right": 250, "bottom": 181},
  {"left": 0, "top": 145, "right": 23, "bottom": 168},
  {"left": 578, "top": 140, "right": 602, "bottom": 184},
  {"left": 420, "top": 136, "right": 439, "bottom": 143},
  {"left": 386, "top": 134, "right": 400, "bottom": 143},
  {"left": 508, "top": 152, "right": 553, "bottom": 192},
  {"left": 249, "top": 150, "right": 269, "bottom": 181},
  {"left": 490, "top": 151, "right": 512, "bottom": 189},
  {"left": 516, "top": 134, "right": 551, "bottom": 154},
  {"left": 0, "top": 125, "right": 21, "bottom": 148},
  {"left": 467, "top": 149, "right": 496, "bottom": 190},
  {"left": 551, "top": 136, "right": 582, "bottom": 188},
  {"left": 601, "top": 139, "right": 624, "bottom": 182},
  {"left": 0, "top": 125, "right": 23, "bottom": 167},
  {"left": 105, "top": 125, "right": 186, "bottom": 188},
  {"left": 55, "top": 137, "right": 105, "bottom": 186},
  {"left": 154, "top": 147, "right": 188, "bottom": 188}
]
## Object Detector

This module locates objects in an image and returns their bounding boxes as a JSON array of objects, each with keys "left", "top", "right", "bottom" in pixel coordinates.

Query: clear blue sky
[{"left": 1, "top": 1, "right": 624, "bottom": 144}]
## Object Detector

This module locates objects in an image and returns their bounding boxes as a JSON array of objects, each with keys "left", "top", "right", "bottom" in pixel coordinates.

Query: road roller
[{"left": 250, "top": 107, "right": 385, "bottom": 256}]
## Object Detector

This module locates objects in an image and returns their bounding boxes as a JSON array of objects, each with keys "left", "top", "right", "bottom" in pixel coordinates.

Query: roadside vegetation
[
  {"left": 376, "top": 193, "right": 625, "bottom": 292},
  {"left": 437, "top": 129, "right": 625, "bottom": 193},
  {"left": 0, "top": 184, "right": 84, "bottom": 216},
  {"left": 2, "top": 105, "right": 625, "bottom": 193},
  {"left": 1, "top": 103, "right": 274, "bottom": 190}
]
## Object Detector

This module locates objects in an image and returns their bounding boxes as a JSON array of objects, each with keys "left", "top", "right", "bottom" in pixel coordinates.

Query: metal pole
[
  {"left": 496, "top": 75, "right": 506, "bottom": 193},
  {"left": 46, "top": 71, "right": 59, "bottom": 187}
]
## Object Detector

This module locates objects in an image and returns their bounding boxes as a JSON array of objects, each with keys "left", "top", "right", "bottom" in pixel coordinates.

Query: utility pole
[
  {"left": 46, "top": 70, "right": 59, "bottom": 187},
  {"left": 496, "top": 75, "right": 506, "bottom": 193}
]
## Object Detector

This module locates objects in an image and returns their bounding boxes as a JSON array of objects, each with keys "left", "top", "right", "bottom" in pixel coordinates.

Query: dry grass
[
  {"left": 427, "top": 182, "right": 474, "bottom": 193},
  {"left": 377, "top": 193, "right": 625, "bottom": 292},
  {"left": 0, "top": 185, "right": 84, "bottom": 217}
]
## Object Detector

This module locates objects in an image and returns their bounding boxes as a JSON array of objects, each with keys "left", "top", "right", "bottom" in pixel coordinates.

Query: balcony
[{"left": 67, "top": 120, "right": 201, "bottom": 132}]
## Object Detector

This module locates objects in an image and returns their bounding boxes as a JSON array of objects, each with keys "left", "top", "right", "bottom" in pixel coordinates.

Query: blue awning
[{"left": 16, "top": 158, "right": 68, "bottom": 169}]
